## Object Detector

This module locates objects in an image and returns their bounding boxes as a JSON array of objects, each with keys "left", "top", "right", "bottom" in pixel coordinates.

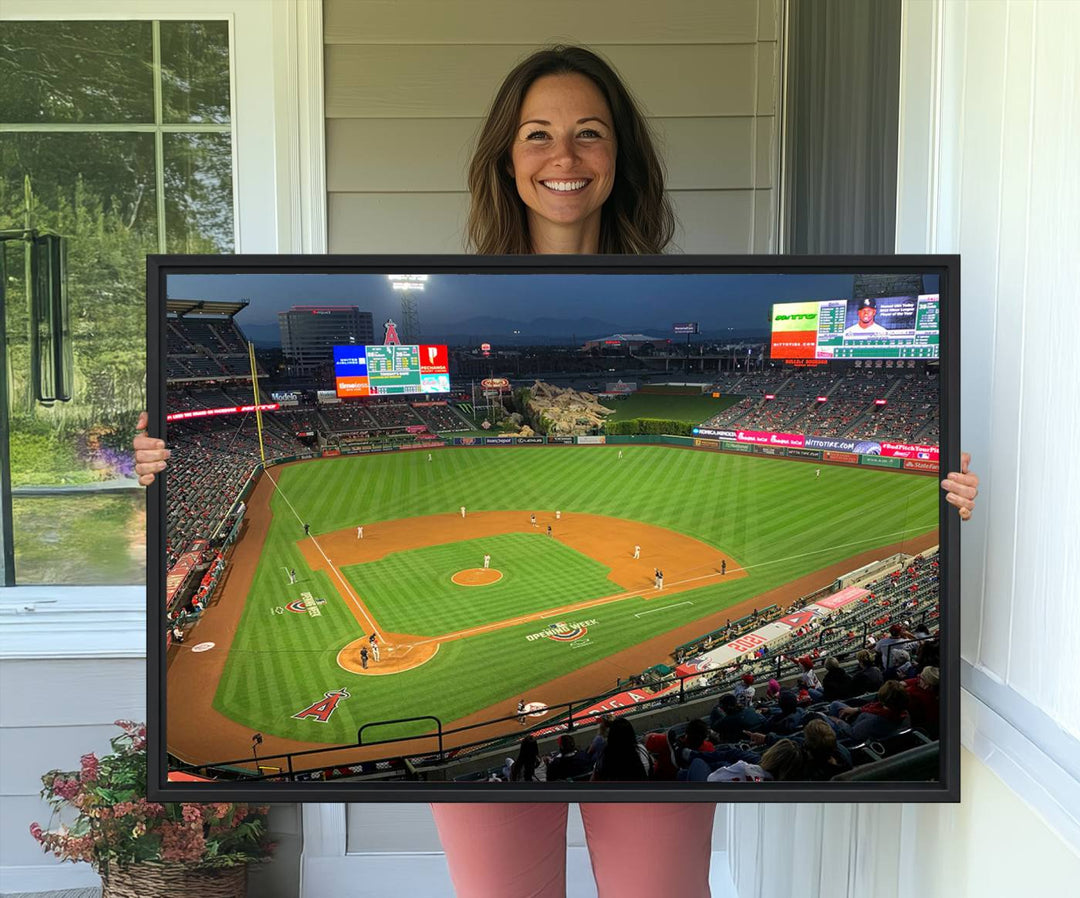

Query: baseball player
[
  {"left": 654, "top": 568, "right": 660, "bottom": 589},
  {"left": 530, "top": 513, "right": 537, "bottom": 527},
  {"left": 633, "top": 544, "right": 640, "bottom": 559},
  {"left": 555, "top": 510, "right": 561, "bottom": 520},
  {"left": 288, "top": 568, "right": 297, "bottom": 584},
  {"left": 815, "top": 468, "right": 821, "bottom": 478},
  {"left": 427, "top": 453, "right": 433, "bottom": 462},
  {"left": 721, "top": 559, "right": 727, "bottom": 576},
  {"left": 546, "top": 524, "right": 553, "bottom": 537},
  {"left": 369, "top": 633, "right": 380, "bottom": 661},
  {"left": 303, "top": 522, "right": 310, "bottom": 536},
  {"left": 618, "top": 449, "right": 623, "bottom": 459},
  {"left": 483, "top": 553, "right": 491, "bottom": 569},
  {"left": 357, "top": 525, "right": 364, "bottom": 539},
  {"left": 517, "top": 699, "right": 527, "bottom": 726},
  {"left": 360, "top": 647, "right": 369, "bottom": 670},
  {"left": 460, "top": 505, "right": 466, "bottom": 518},
  {"left": 658, "top": 569, "right": 664, "bottom": 590}
]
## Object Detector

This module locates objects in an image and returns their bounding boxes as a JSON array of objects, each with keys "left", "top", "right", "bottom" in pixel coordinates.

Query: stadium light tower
[{"left": 388, "top": 274, "right": 427, "bottom": 343}]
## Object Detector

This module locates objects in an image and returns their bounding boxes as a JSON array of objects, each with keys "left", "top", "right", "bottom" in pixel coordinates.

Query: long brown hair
[{"left": 466, "top": 45, "right": 675, "bottom": 255}]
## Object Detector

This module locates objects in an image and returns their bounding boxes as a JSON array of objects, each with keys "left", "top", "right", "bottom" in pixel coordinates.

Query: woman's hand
[
  {"left": 941, "top": 451, "right": 979, "bottom": 521},
  {"left": 133, "top": 411, "right": 170, "bottom": 486}
]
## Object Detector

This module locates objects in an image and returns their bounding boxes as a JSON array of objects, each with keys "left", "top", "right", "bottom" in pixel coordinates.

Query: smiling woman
[{"left": 465, "top": 45, "right": 674, "bottom": 255}]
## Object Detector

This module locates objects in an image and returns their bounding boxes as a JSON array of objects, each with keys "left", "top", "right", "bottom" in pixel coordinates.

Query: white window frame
[
  {"left": 895, "top": 0, "right": 1080, "bottom": 853},
  {"left": 0, "top": 0, "right": 326, "bottom": 650}
]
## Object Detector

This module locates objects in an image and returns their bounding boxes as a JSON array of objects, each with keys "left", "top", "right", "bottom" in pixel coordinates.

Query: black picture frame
[{"left": 147, "top": 253, "right": 960, "bottom": 803}]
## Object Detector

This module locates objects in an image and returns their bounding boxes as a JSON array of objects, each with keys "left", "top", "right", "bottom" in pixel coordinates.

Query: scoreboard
[
  {"left": 770, "top": 294, "right": 940, "bottom": 360},
  {"left": 334, "top": 344, "right": 450, "bottom": 397}
]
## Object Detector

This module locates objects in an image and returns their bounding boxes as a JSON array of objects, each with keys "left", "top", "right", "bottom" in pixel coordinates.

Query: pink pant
[{"left": 431, "top": 802, "right": 716, "bottom": 898}]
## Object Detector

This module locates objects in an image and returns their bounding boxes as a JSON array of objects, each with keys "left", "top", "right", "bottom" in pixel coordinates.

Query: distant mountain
[{"left": 235, "top": 315, "right": 768, "bottom": 348}]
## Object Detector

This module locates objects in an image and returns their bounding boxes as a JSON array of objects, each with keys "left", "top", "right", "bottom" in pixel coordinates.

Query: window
[{"left": 1, "top": 19, "right": 234, "bottom": 584}]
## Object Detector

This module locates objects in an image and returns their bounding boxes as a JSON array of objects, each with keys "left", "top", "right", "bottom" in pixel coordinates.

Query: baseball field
[{"left": 167, "top": 443, "right": 938, "bottom": 765}]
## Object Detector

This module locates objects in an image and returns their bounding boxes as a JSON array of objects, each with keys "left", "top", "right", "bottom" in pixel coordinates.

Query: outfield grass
[
  {"left": 601, "top": 392, "right": 740, "bottom": 423},
  {"left": 211, "top": 446, "right": 938, "bottom": 743},
  {"left": 343, "top": 534, "right": 615, "bottom": 633}
]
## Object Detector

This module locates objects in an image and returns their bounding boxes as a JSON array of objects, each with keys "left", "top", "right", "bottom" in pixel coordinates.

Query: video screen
[
  {"left": 770, "top": 294, "right": 940, "bottom": 360},
  {"left": 334, "top": 343, "right": 450, "bottom": 397},
  {"left": 152, "top": 260, "right": 957, "bottom": 802}
]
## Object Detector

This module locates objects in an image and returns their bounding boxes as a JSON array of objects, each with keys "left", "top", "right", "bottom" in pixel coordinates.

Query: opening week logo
[{"left": 525, "top": 619, "right": 598, "bottom": 642}]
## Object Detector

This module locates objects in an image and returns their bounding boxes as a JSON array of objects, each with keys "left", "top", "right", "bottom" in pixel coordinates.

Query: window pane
[
  {"left": 11, "top": 492, "right": 146, "bottom": 585},
  {"left": 164, "top": 133, "right": 235, "bottom": 253},
  {"left": 0, "top": 21, "right": 154, "bottom": 124},
  {"left": 2, "top": 132, "right": 155, "bottom": 584},
  {"left": 160, "top": 21, "right": 232, "bottom": 124}
]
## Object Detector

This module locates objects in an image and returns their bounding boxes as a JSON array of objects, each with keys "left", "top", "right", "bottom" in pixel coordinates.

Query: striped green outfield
[{"left": 212, "top": 445, "right": 937, "bottom": 744}]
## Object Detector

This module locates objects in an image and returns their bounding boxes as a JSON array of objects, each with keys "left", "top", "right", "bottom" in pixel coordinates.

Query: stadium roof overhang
[{"left": 167, "top": 299, "right": 249, "bottom": 317}]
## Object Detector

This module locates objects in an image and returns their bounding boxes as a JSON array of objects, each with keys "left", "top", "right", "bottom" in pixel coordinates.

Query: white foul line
[
  {"left": 263, "top": 469, "right": 378, "bottom": 636},
  {"left": 635, "top": 601, "right": 694, "bottom": 618}
]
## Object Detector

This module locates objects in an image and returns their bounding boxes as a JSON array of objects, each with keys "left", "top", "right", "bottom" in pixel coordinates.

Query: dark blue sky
[
  {"left": 166, "top": 271, "right": 935, "bottom": 341},
  {"left": 166, "top": 270, "right": 937, "bottom": 341}
]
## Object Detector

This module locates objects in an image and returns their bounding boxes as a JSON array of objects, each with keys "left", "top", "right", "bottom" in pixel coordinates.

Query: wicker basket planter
[{"left": 101, "top": 862, "right": 247, "bottom": 898}]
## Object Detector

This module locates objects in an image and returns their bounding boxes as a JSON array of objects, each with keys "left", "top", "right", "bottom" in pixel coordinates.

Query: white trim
[
  {"left": 272, "top": 0, "right": 328, "bottom": 254},
  {"left": 960, "top": 670, "right": 1080, "bottom": 853},
  {"left": 0, "top": 587, "right": 145, "bottom": 659}
]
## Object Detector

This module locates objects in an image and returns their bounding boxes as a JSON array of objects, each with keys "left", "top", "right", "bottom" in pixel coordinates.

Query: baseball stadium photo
[{"left": 159, "top": 267, "right": 947, "bottom": 791}]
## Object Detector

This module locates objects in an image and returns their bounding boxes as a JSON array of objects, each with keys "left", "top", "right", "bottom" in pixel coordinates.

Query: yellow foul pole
[{"left": 248, "top": 341, "right": 266, "bottom": 467}]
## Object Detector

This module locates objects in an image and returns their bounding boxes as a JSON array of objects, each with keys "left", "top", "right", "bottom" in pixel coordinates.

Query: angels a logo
[
  {"left": 293, "top": 687, "right": 350, "bottom": 723},
  {"left": 383, "top": 319, "right": 401, "bottom": 345}
]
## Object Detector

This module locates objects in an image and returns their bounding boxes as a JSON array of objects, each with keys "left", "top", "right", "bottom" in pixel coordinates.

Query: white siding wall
[
  {"left": 324, "top": 0, "right": 782, "bottom": 254},
  {"left": 728, "top": 1, "right": 1080, "bottom": 894}
]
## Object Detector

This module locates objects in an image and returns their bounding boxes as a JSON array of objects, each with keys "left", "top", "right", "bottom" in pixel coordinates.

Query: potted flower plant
[{"left": 30, "top": 720, "right": 274, "bottom": 897}]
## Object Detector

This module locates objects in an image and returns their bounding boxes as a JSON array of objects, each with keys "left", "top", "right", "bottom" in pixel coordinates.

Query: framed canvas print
[{"left": 147, "top": 254, "right": 960, "bottom": 802}]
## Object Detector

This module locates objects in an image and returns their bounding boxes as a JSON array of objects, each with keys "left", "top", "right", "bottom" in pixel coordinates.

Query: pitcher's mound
[{"left": 452, "top": 568, "right": 503, "bottom": 586}]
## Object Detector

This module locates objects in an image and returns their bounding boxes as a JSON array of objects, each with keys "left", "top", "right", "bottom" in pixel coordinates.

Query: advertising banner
[
  {"left": 721, "top": 441, "right": 753, "bottom": 453},
  {"left": 903, "top": 458, "right": 940, "bottom": 472},
  {"left": 736, "top": 429, "right": 806, "bottom": 448},
  {"left": 454, "top": 437, "right": 481, "bottom": 446},
  {"left": 879, "top": 441, "right": 940, "bottom": 461},
  {"left": 755, "top": 446, "right": 782, "bottom": 456},
  {"left": 693, "top": 427, "right": 737, "bottom": 439},
  {"left": 484, "top": 436, "right": 514, "bottom": 445},
  {"left": 516, "top": 436, "right": 545, "bottom": 445},
  {"left": 166, "top": 403, "right": 279, "bottom": 422},
  {"left": 823, "top": 450, "right": 859, "bottom": 464},
  {"left": 548, "top": 436, "right": 575, "bottom": 444},
  {"left": 805, "top": 436, "right": 861, "bottom": 452},
  {"left": 693, "top": 438, "right": 719, "bottom": 448},
  {"left": 576, "top": 435, "right": 607, "bottom": 445},
  {"left": 810, "top": 586, "right": 869, "bottom": 611},
  {"left": 786, "top": 447, "right": 823, "bottom": 460},
  {"left": 860, "top": 454, "right": 903, "bottom": 468}
]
